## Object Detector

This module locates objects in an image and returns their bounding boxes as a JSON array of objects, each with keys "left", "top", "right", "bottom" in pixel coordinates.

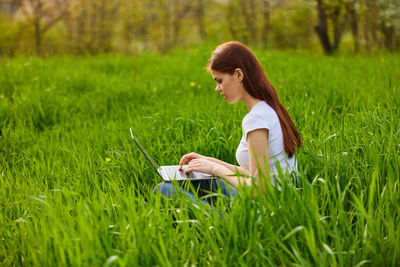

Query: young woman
[{"left": 154, "top": 41, "right": 301, "bottom": 205}]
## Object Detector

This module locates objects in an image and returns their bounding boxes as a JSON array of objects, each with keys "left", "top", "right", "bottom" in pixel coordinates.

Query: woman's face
[{"left": 211, "top": 69, "right": 244, "bottom": 104}]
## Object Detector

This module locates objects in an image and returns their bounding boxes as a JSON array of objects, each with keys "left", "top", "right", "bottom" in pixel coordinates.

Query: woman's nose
[{"left": 215, "top": 85, "right": 221, "bottom": 91}]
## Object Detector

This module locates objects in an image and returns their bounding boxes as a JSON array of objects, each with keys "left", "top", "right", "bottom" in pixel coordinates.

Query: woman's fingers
[
  {"left": 178, "top": 152, "right": 200, "bottom": 169},
  {"left": 178, "top": 156, "right": 187, "bottom": 168},
  {"left": 183, "top": 160, "right": 194, "bottom": 173},
  {"left": 178, "top": 154, "right": 191, "bottom": 168},
  {"left": 184, "top": 159, "right": 200, "bottom": 173}
]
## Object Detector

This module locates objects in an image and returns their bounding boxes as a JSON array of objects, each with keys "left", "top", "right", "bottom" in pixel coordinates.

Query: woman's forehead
[{"left": 211, "top": 69, "right": 224, "bottom": 78}]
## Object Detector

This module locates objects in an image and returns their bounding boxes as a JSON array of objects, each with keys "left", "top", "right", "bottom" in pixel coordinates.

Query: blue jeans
[{"left": 153, "top": 178, "right": 237, "bottom": 209}]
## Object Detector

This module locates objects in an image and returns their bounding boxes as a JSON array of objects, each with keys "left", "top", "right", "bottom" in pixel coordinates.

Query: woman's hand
[
  {"left": 183, "top": 158, "right": 219, "bottom": 175},
  {"left": 178, "top": 152, "right": 207, "bottom": 170}
]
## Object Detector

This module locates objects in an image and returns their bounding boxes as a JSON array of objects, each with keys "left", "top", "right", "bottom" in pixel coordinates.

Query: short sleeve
[{"left": 242, "top": 113, "right": 272, "bottom": 141}]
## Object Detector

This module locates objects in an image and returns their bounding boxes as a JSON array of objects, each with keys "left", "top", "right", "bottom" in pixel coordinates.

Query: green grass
[{"left": 0, "top": 47, "right": 399, "bottom": 266}]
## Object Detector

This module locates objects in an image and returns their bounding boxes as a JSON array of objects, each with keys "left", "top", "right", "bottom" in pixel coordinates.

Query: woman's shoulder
[
  {"left": 252, "top": 101, "right": 276, "bottom": 116},
  {"left": 242, "top": 101, "right": 280, "bottom": 133},
  {"left": 243, "top": 101, "right": 278, "bottom": 123}
]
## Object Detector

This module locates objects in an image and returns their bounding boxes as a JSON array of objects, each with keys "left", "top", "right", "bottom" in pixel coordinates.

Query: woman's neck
[{"left": 242, "top": 93, "right": 262, "bottom": 111}]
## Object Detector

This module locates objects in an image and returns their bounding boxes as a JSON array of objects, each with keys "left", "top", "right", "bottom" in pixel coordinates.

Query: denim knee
[
  {"left": 214, "top": 178, "right": 237, "bottom": 198},
  {"left": 153, "top": 182, "right": 174, "bottom": 197}
]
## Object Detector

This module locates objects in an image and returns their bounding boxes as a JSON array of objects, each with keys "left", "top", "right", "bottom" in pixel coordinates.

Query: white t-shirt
[{"left": 236, "top": 101, "right": 296, "bottom": 182}]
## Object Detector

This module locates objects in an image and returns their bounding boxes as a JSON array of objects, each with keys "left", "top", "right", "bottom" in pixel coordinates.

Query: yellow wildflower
[
  {"left": 190, "top": 81, "right": 196, "bottom": 87},
  {"left": 106, "top": 157, "right": 111, "bottom": 163}
]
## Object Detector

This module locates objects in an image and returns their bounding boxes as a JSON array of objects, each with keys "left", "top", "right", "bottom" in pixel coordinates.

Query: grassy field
[{"left": 1, "top": 46, "right": 399, "bottom": 266}]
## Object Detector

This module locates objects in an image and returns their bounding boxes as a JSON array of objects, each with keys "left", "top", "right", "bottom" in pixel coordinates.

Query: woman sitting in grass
[{"left": 154, "top": 41, "right": 301, "bottom": 206}]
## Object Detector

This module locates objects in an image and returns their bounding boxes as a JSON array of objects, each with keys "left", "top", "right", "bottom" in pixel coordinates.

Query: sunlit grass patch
[{"left": 0, "top": 50, "right": 399, "bottom": 266}]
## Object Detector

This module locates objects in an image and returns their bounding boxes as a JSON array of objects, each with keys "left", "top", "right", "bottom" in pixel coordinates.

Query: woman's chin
[{"left": 227, "top": 98, "right": 239, "bottom": 104}]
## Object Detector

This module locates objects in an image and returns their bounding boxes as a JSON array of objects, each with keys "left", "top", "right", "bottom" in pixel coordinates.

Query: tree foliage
[{"left": 0, "top": 0, "right": 398, "bottom": 55}]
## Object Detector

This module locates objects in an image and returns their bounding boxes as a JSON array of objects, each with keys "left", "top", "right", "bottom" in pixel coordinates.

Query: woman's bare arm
[
  {"left": 246, "top": 129, "right": 270, "bottom": 193},
  {"left": 205, "top": 157, "right": 249, "bottom": 176},
  {"left": 213, "top": 129, "right": 270, "bottom": 190},
  {"left": 179, "top": 152, "right": 249, "bottom": 176}
]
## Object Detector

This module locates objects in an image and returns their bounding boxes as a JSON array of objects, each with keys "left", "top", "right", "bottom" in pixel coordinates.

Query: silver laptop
[{"left": 130, "top": 128, "right": 214, "bottom": 181}]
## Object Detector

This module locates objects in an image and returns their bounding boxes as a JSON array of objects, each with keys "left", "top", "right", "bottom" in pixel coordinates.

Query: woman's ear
[{"left": 235, "top": 68, "right": 244, "bottom": 82}]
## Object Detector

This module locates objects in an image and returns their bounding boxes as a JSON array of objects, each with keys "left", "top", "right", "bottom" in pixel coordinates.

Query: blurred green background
[{"left": 0, "top": 0, "right": 399, "bottom": 56}]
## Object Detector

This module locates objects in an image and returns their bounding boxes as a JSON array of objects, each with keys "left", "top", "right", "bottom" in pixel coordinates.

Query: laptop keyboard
[
  {"left": 165, "top": 168, "right": 188, "bottom": 179},
  {"left": 160, "top": 165, "right": 213, "bottom": 180}
]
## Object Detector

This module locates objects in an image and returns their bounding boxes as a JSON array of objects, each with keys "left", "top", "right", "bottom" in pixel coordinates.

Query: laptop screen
[{"left": 129, "top": 128, "right": 162, "bottom": 177}]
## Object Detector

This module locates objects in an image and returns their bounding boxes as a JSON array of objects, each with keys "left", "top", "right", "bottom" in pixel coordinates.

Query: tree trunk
[
  {"left": 161, "top": 0, "right": 171, "bottom": 52},
  {"left": 32, "top": 0, "right": 42, "bottom": 55},
  {"left": 332, "top": 4, "right": 344, "bottom": 51},
  {"left": 381, "top": 25, "right": 396, "bottom": 51},
  {"left": 346, "top": 1, "right": 359, "bottom": 52},
  {"left": 248, "top": 0, "right": 257, "bottom": 44},
  {"left": 196, "top": 0, "right": 206, "bottom": 41},
  {"left": 226, "top": 0, "right": 238, "bottom": 40},
  {"left": 34, "top": 17, "right": 41, "bottom": 55},
  {"left": 314, "top": 0, "right": 333, "bottom": 54},
  {"left": 98, "top": 0, "right": 107, "bottom": 52},
  {"left": 240, "top": 0, "right": 256, "bottom": 44},
  {"left": 261, "top": 0, "right": 270, "bottom": 47},
  {"left": 363, "top": 0, "right": 379, "bottom": 51},
  {"left": 172, "top": 0, "right": 182, "bottom": 47}
]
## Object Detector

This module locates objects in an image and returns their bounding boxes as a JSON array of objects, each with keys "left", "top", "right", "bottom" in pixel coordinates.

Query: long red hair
[{"left": 208, "top": 41, "right": 301, "bottom": 158}]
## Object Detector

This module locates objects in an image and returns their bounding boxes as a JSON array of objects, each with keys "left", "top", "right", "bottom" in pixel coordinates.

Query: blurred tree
[
  {"left": 240, "top": 0, "right": 258, "bottom": 43},
  {"left": 119, "top": 0, "right": 193, "bottom": 53},
  {"left": 63, "top": 0, "right": 119, "bottom": 53},
  {"left": 171, "top": 0, "right": 192, "bottom": 49},
  {"left": 226, "top": 0, "right": 239, "bottom": 41},
  {"left": 0, "top": 0, "right": 22, "bottom": 55},
  {"left": 195, "top": 0, "right": 206, "bottom": 41},
  {"left": 261, "top": 0, "right": 271, "bottom": 45},
  {"left": 314, "top": 0, "right": 348, "bottom": 54},
  {"left": 313, "top": 0, "right": 400, "bottom": 53},
  {"left": 225, "top": 0, "right": 272, "bottom": 47},
  {"left": 346, "top": 0, "right": 359, "bottom": 52},
  {"left": 0, "top": 0, "right": 398, "bottom": 55},
  {"left": 16, "top": 0, "right": 69, "bottom": 55},
  {"left": 356, "top": 0, "right": 399, "bottom": 51},
  {"left": 0, "top": 0, "right": 20, "bottom": 16},
  {"left": 270, "top": 1, "right": 315, "bottom": 49},
  {"left": 361, "top": 0, "right": 379, "bottom": 51},
  {"left": 119, "top": 1, "right": 153, "bottom": 52},
  {"left": 377, "top": 0, "right": 400, "bottom": 51}
]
